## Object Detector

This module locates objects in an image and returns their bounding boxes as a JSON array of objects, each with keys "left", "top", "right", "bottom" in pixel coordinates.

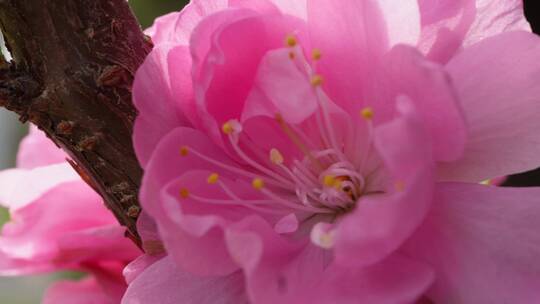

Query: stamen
[
  {"left": 179, "top": 146, "right": 189, "bottom": 157},
  {"left": 207, "top": 173, "right": 219, "bottom": 184},
  {"left": 311, "top": 74, "right": 324, "bottom": 87},
  {"left": 323, "top": 175, "right": 336, "bottom": 187},
  {"left": 310, "top": 223, "right": 335, "bottom": 249},
  {"left": 261, "top": 188, "right": 333, "bottom": 213},
  {"left": 227, "top": 134, "right": 295, "bottom": 187},
  {"left": 289, "top": 51, "right": 296, "bottom": 60},
  {"left": 186, "top": 146, "right": 288, "bottom": 189},
  {"left": 333, "top": 179, "right": 343, "bottom": 190},
  {"left": 359, "top": 107, "right": 375, "bottom": 172},
  {"left": 213, "top": 118, "right": 296, "bottom": 188},
  {"left": 270, "top": 148, "right": 284, "bottom": 165},
  {"left": 275, "top": 114, "right": 323, "bottom": 171},
  {"left": 315, "top": 110, "right": 332, "bottom": 153},
  {"left": 222, "top": 122, "right": 234, "bottom": 135},
  {"left": 285, "top": 35, "right": 297, "bottom": 47},
  {"left": 293, "top": 160, "right": 319, "bottom": 185},
  {"left": 312, "top": 84, "right": 346, "bottom": 163},
  {"left": 213, "top": 178, "right": 322, "bottom": 217},
  {"left": 395, "top": 180, "right": 405, "bottom": 192},
  {"left": 188, "top": 184, "right": 287, "bottom": 215},
  {"left": 312, "top": 48, "right": 322, "bottom": 61},
  {"left": 361, "top": 107, "right": 374, "bottom": 120},
  {"left": 222, "top": 119, "right": 242, "bottom": 135},
  {"left": 252, "top": 178, "right": 265, "bottom": 190},
  {"left": 179, "top": 188, "right": 190, "bottom": 199},
  {"left": 175, "top": 49, "right": 380, "bottom": 217},
  {"left": 289, "top": 123, "right": 319, "bottom": 152},
  {"left": 276, "top": 161, "right": 321, "bottom": 206}
]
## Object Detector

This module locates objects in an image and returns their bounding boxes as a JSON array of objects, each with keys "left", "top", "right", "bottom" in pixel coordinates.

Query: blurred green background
[
  {"left": 130, "top": 0, "right": 186, "bottom": 28},
  {"left": 0, "top": 1, "right": 187, "bottom": 303}
]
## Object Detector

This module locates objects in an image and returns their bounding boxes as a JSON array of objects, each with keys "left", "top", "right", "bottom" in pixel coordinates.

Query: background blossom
[{"left": 0, "top": 126, "right": 141, "bottom": 303}]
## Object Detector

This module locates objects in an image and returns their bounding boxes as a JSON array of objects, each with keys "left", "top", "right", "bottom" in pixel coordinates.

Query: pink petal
[
  {"left": 0, "top": 181, "right": 115, "bottom": 263},
  {"left": 417, "top": 0, "right": 476, "bottom": 63},
  {"left": 0, "top": 250, "right": 54, "bottom": 275},
  {"left": 161, "top": 0, "right": 228, "bottom": 46},
  {"left": 43, "top": 277, "right": 114, "bottom": 304},
  {"left": 464, "top": 0, "right": 531, "bottom": 47},
  {"left": 240, "top": 46, "right": 352, "bottom": 165},
  {"left": 192, "top": 12, "right": 307, "bottom": 134},
  {"left": 190, "top": 8, "right": 259, "bottom": 81},
  {"left": 334, "top": 99, "right": 434, "bottom": 267},
  {"left": 145, "top": 12, "right": 182, "bottom": 45},
  {"left": 175, "top": 0, "right": 280, "bottom": 47},
  {"left": 136, "top": 210, "right": 161, "bottom": 244},
  {"left": 439, "top": 31, "right": 540, "bottom": 182},
  {"left": 418, "top": 0, "right": 529, "bottom": 62},
  {"left": 225, "top": 216, "right": 325, "bottom": 304},
  {"left": 158, "top": 171, "right": 254, "bottom": 276},
  {"left": 133, "top": 45, "right": 192, "bottom": 167},
  {"left": 140, "top": 128, "right": 255, "bottom": 275},
  {"left": 140, "top": 127, "right": 238, "bottom": 222},
  {"left": 229, "top": 0, "right": 279, "bottom": 13},
  {"left": 404, "top": 183, "right": 540, "bottom": 303},
  {"left": 377, "top": 0, "right": 421, "bottom": 47},
  {"left": 188, "top": 8, "right": 262, "bottom": 144},
  {"left": 226, "top": 216, "right": 433, "bottom": 304},
  {"left": 242, "top": 48, "right": 319, "bottom": 124},
  {"left": 306, "top": 0, "right": 420, "bottom": 111},
  {"left": 274, "top": 213, "right": 298, "bottom": 234},
  {"left": 168, "top": 46, "right": 199, "bottom": 128},
  {"left": 123, "top": 254, "right": 163, "bottom": 285},
  {"left": 368, "top": 45, "right": 467, "bottom": 162},
  {"left": 56, "top": 225, "right": 140, "bottom": 264},
  {"left": 17, "top": 125, "right": 66, "bottom": 169},
  {"left": 122, "top": 256, "right": 248, "bottom": 304},
  {"left": 90, "top": 265, "right": 130, "bottom": 303},
  {"left": 305, "top": 255, "right": 434, "bottom": 304},
  {"left": 268, "top": 0, "right": 307, "bottom": 19},
  {"left": 0, "top": 164, "right": 79, "bottom": 210},
  {"left": 306, "top": 0, "right": 388, "bottom": 111}
]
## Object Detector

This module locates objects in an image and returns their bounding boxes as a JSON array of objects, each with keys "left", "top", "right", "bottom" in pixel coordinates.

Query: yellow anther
[
  {"left": 323, "top": 175, "right": 336, "bottom": 187},
  {"left": 252, "top": 178, "right": 265, "bottom": 190},
  {"left": 285, "top": 35, "right": 297, "bottom": 47},
  {"left": 334, "top": 180, "right": 343, "bottom": 190},
  {"left": 288, "top": 51, "right": 296, "bottom": 60},
  {"left": 311, "top": 74, "right": 323, "bottom": 87},
  {"left": 312, "top": 48, "right": 322, "bottom": 61},
  {"left": 222, "top": 121, "right": 234, "bottom": 135},
  {"left": 179, "top": 146, "right": 189, "bottom": 157},
  {"left": 270, "top": 148, "right": 284, "bottom": 165},
  {"left": 179, "top": 188, "right": 190, "bottom": 199},
  {"left": 207, "top": 173, "right": 219, "bottom": 184},
  {"left": 221, "top": 119, "right": 242, "bottom": 135},
  {"left": 311, "top": 223, "right": 335, "bottom": 249},
  {"left": 361, "top": 107, "right": 374, "bottom": 120},
  {"left": 318, "top": 232, "right": 334, "bottom": 249},
  {"left": 395, "top": 180, "right": 405, "bottom": 192}
]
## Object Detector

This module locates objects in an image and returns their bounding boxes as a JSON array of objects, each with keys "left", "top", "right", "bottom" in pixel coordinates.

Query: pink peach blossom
[
  {"left": 0, "top": 126, "right": 141, "bottom": 303},
  {"left": 130, "top": 0, "right": 540, "bottom": 303}
]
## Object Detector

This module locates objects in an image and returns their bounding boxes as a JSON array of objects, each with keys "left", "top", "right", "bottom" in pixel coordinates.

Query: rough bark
[{"left": 0, "top": 0, "right": 152, "bottom": 245}]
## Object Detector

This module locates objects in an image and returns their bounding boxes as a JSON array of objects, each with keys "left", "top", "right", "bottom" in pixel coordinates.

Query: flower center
[
  {"left": 176, "top": 35, "right": 380, "bottom": 218},
  {"left": 179, "top": 108, "right": 374, "bottom": 216}
]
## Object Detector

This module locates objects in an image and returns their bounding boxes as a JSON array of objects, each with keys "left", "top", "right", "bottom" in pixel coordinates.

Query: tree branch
[{"left": 0, "top": 0, "right": 152, "bottom": 244}]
